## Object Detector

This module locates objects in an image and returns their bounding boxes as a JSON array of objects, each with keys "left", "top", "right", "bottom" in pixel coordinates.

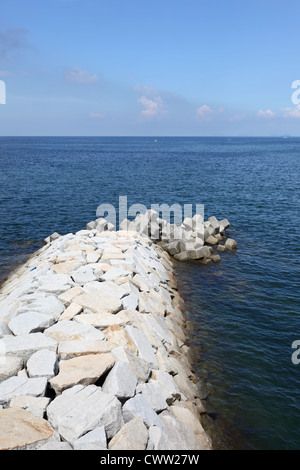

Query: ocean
[{"left": 0, "top": 136, "right": 299, "bottom": 449}]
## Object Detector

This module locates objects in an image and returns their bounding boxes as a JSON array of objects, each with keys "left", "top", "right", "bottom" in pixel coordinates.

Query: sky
[{"left": 0, "top": 0, "right": 300, "bottom": 136}]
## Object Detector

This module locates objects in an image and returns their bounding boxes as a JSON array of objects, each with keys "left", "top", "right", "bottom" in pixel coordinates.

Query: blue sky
[{"left": 0, "top": 0, "right": 300, "bottom": 136}]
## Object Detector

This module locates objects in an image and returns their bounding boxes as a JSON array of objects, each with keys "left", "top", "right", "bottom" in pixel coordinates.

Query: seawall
[{"left": 0, "top": 220, "right": 215, "bottom": 450}]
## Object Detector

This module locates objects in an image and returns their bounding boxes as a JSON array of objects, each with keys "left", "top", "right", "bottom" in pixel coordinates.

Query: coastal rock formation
[{"left": 0, "top": 212, "right": 236, "bottom": 450}]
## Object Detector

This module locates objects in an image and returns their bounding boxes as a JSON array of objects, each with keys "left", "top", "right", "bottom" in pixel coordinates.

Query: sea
[{"left": 0, "top": 136, "right": 299, "bottom": 450}]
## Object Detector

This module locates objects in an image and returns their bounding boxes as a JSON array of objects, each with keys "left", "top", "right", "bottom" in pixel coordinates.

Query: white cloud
[
  {"left": 90, "top": 112, "right": 105, "bottom": 118},
  {"left": 283, "top": 105, "right": 300, "bottom": 119},
  {"left": 257, "top": 109, "right": 276, "bottom": 118},
  {"left": 65, "top": 67, "right": 98, "bottom": 84},
  {"left": 138, "top": 95, "right": 164, "bottom": 116},
  {"left": 196, "top": 105, "right": 214, "bottom": 117}
]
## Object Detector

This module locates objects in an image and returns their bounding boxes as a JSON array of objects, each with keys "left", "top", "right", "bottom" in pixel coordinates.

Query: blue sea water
[{"left": 0, "top": 136, "right": 299, "bottom": 449}]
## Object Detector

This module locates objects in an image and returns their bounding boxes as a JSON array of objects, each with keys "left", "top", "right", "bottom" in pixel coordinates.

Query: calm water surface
[{"left": 0, "top": 136, "right": 299, "bottom": 449}]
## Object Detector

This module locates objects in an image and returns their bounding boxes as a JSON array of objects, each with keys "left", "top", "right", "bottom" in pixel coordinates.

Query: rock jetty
[{"left": 0, "top": 210, "right": 236, "bottom": 450}]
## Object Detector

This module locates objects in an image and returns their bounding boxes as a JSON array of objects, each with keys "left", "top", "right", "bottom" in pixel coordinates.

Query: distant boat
[{"left": 154, "top": 139, "right": 158, "bottom": 142}]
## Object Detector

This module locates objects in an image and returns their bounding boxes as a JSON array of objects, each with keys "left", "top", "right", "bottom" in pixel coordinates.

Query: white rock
[
  {"left": 38, "top": 441, "right": 73, "bottom": 450},
  {"left": 8, "top": 312, "right": 56, "bottom": 336},
  {"left": 122, "top": 293, "right": 138, "bottom": 310},
  {"left": 125, "top": 325, "right": 158, "bottom": 369},
  {"left": 111, "top": 347, "right": 150, "bottom": 384},
  {"left": 136, "top": 383, "right": 168, "bottom": 412},
  {"left": 71, "top": 266, "right": 97, "bottom": 285},
  {"left": 122, "top": 394, "right": 163, "bottom": 429},
  {"left": 1, "top": 333, "right": 58, "bottom": 361},
  {"left": 74, "top": 290, "right": 122, "bottom": 315},
  {"left": 47, "top": 384, "right": 123, "bottom": 443},
  {"left": 73, "top": 426, "right": 107, "bottom": 450},
  {"left": 0, "top": 376, "right": 48, "bottom": 406},
  {"left": 109, "top": 416, "right": 148, "bottom": 450},
  {"left": 37, "top": 274, "right": 74, "bottom": 295},
  {"left": 17, "top": 296, "right": 65, "bottom": 321},
  {"left": 0, "top": 356, "right": 23, "bottom": 383},
  {"left": 10, "top": 395, "right": 51, "bottom": 419},
  {"left": 102, "top": 361, "right": 137, "bottom": 400},
  {"left": 149, "top": 370, "right": 181, "bottom": 405},
  {"left": 44, "top": 320, "right": 105, "bottom": 342},
  {"left": 27, "top": 349, "right": 58, "bottom": 380}
]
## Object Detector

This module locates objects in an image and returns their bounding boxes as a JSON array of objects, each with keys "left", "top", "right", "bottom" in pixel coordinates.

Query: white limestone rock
[
  {"left": 136, "top": 383, "right": 168, "bottom": 413},
  {"left": 26, "top": 349, "right": 58, "bottom": 380},
  {"left": 1, "top": 333, "right": 58, "bottom": 361},
  {"left": 0, "top": 376, "right": 48, "bottom": 406},
  {"left": 122, "top": 394, "right": 163, "bottom": 429},
  {"left": 125, "top": 325, "right": 158, "bottom": 369},
  {"left": 108, "top": 416, "right": 148, "bottom": 450},
  {"left": 0, "top": 356, "right": 23, "bottom": 383},
  {"left": 44, "top": 320, "right": 105, "bottom": 343},
  {"left": 10, "top": 396, "right": 51, "bottom": 419},
  {"left": 102, "top": 361, "right": 137, "bottom": 400},
  {"left": 73, "top": 426, "right": 107, "bottom": 450},
  {"left": 8, "top": 312, "right": 56, "bottom": 336},
  {"left": 47, "top": 384, "right": 123, "bottom": 444}
]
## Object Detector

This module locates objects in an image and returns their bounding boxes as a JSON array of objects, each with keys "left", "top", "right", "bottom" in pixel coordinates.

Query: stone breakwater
[{"left": 0, "top": 211, "right": 236, "bottom": 451}]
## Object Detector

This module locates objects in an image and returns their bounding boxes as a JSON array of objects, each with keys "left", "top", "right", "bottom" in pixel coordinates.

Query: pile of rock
[
  {"left": 0, "top": 223, "right": 212, "bottom": 450},
  {"left": 118, "top": 210, "right": 236, "bottom": 263}
]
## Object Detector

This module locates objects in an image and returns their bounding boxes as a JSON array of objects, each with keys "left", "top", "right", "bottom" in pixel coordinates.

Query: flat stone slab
[
  {"left": 37, "top": 274, "right": 74, "bottom": 295},
  {"left": 47, "top": 384, "right": 123, "bottom": 444},
  {"left": 74, "top": 290, "right": 123, "bottom": 315},
  {"left": 10, "top": 396, "right": 51, "bottom": 419},
  {"left": 44, "top": 320, "right": 105, "bottom": 343},
  {"left": 73, "top": 310, "right": 131, "bottom": 330},
  {"left": 0, "top": 376, "right": 48, "bottom": 406},
  {"left": 73, "top": 426, "right": 107, "bottom": 450},
  {"left": 8, "top": 312, "right": 56, "bottom": 336},
  {"left": 1, "top": 333, "right": 58, "bottom": 361},
  {"left": 0, "top": 408, "right": 54, "bottom": 450},
  {"left": 17, "top": 296, "right": 65, "bottom": 321},
  {"left": 58, "top": 339, "right": 117, "bottom": 360},
  {"left": 109, "top": 416, "right": 148, "bottom": 450},
  {"left": 50, "top": 353, "right": 115, "bottom": 394},
  {"left": 102, "top": 361, "right": 137, "bottom": 400},
  {"left": 136, "top": 383, "right": 168, "bottom": 412},
  {"left": 125, "top": 325, "right": 158, "bottom": 369},
  {"left": 122, "top": 394, "right": 163, "bottom": 429},
  {"left": 27, "top": 349, "right": 58, "bottom": 380}
]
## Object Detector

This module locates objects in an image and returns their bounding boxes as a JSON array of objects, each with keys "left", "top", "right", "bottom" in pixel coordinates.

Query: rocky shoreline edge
[{"left": 0, "top": 211, "right": 236, "bottom": 450}]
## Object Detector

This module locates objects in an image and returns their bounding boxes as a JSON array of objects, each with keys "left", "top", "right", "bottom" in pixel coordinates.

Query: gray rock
[
  {"left": 102, "top": 361, "right": 137, "bottom": 400},
  {"left": 86, "top": 221, "right": 97, "bottom": 230},
  {"left": 122, "top": 394, "right": 163, "bottom": 429},
  {"left": 26, "top": 349, "right": 58, "bottom": 380},
  {"left": 47, "top": 384, "right": 123, "bottom": 444},
  {"left": 111, "top": 347, "right": 150, "bottom": 384},
  {"left": 225, "top": 238, "right": 237, "bottom": 250}
]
